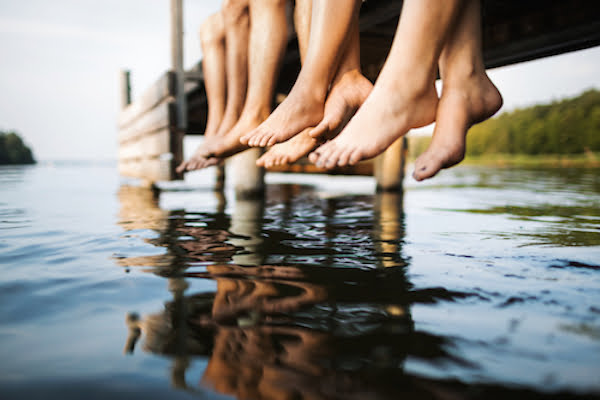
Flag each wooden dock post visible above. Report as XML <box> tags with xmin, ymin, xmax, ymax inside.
<box><xmin>230</xmin><ymin>149</ymin><xmax>265</xmax><ymax>198</ymax></box>
<box><xmin>170</xmin><ymin>0</ymin><xmax>185</xmax><ymax>179</ymax></box>
<box><xmin>171</xmin><ymin>0</ymin><xmax>186</xmax><ymax>132</ymax></box>
<box><xmin>120</xmin><ymin>70</ymin><xmax>131</xmax><ymax>109</ymax></box>
<box><xmin>374</xmin><ymin>136</ymin><xmax>407</xmax><ymax>192</ymax></box>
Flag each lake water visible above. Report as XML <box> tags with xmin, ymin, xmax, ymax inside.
<box><xmin>1</xmin><ymin>161</ymin><xmax>599</xmax><ymax>399</ymax></box>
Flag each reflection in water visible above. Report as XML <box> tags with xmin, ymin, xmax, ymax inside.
<box><xmin>115</xmin><ymin>181</ymin><xmax>598</xmax><ymax>399</ymax></box>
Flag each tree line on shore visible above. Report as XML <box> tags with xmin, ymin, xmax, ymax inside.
<box><xmin>0</xmin><ymin>131</ymin><xmax>36</xmax><ymax>165</ymax></box>
<box><xmin>410</xmin><ymin>88</ymin><xmax>600</xmax><ymax>158</ymax></box>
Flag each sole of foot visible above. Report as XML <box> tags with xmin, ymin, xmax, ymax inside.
<box><xmin>412</xmin><ymin>75</ymin><xmax>502</xmax><ymax>181</ymax></box>
<box><xmin>309</xmin><ymin>82</ymin><xmax>438</xmax><ymax>169</ymax></box>
<box><xmin>310</xmin><ymin>69</ymin><xmax>373</xmax><ymax>140</ymax></box>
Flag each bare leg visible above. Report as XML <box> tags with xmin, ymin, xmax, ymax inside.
<box><xmin>177</xmin><ymin>13</ymin><xmax>227</xmax><ymax>172</ymax></box>
<box><xmin>177</xmin><ymin>1</ymin><xmax>249</xmax><ymax>172</ymax></box>
<box><xmin>309</xmin><ymin>0</ymin><xmax>461</xmax><ymax>169</ymax></box>
<box><xmin>178</xmin><ymin>0</ymin><xmax>290</xmax><ymax>171</ymax></box>
<box><xmin>200</xmin><ymin>13</ymin><xmax>227</xmax><ymax>138</ymax></box>
<box><xmin>198</xmin><ymin>0</ymin><xmax>290</xmax><ymax>161</ymax></box>
<box><xmin>413</xmin><ymin>0</ymin><xmax>502</xmax><ymax>180</ymax></box>
<box><xmin>240</xmin><ymin>0</ymin><xmax>361</xmax><ymax>148</ymax></box>
<box><xmin>258</xmin><ymin>5</ymin><xmax>372</xmax><ymax>168</ymax></box>
<box><xmin>214</xmin><ymin>0</ymin><xmax>250</xmax><ymax>138</ymax></box>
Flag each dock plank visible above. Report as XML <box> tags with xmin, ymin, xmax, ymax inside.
<box><xmin>119</xmin><ymin>101</ymin><xmax>176</xmax><ymax>145</ymax></box>
<box><xmin>118</xmin><ymin>128</ymin><xmax>171</xmax><ymax>161</ymax></box>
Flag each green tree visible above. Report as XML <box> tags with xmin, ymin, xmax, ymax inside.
<box><xmin>0</xmin><ymin>131</ymin><xmax>36</xmax><ymax>164</ymax></box>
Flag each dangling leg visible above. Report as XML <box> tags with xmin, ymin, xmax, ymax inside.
<box><xmin>198</xmin><ymin>0</ymin><xmax>290</xmax><ymax>162</ymax></box>
<box><xmin>213</xmin><ymin>0</ymin><xmax>250</xmax><ymax>138</ymax></box>
<box><xmin>258</xmin><ymin>3</ymin><xmax>373</xmax><ymax>168</ymax></box>
<box><xmin>182</xmin><ymin>0</ymin><xmax>291</xmax><ymax>171</ymax></box>
<box><xmin>177</xmin><ymin>12</ymin><xmax>227</xmax><ymax>172</ymax></box>
<box><xmin>178</xmin><ymin>1</ymin><xmax>249</xmax><ymax>172</ymax></box>
<box><xmin>413</xmin><ymin>0</ymin><xmax>502</xmax><ymax>180</ymax></box>
<box><xmin>200</xmin><ymin>13</ymin><xmax>227</xmax><ymax>139</ymax></box>
<box><xmin>240</xmin><ymin>0</ymin><xmax>361</xmax><ymax>148</ymax></box>
<box><xmin>309</xmin><ymin>0</ymin><xmax>462</xmax><ymax>168</ymax></box>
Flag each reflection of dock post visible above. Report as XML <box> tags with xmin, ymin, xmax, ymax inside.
<box><xmin>374</xmin><ymin>191</ymin><xmax>405</xmax><ymax>269</ymax></box>
<box><xmin>168</xmin><ymin>277</ymin><xmax>190</xmax><ymax>389</ymax></box>
<box><xmin>374</xmin><ymin>137</ymin><xmax>407</xmax><ymax>192</ymax></box>
<box><xmin>230</xmin><ymin>196</ymin><xmax>265</xmax><ymax>266</ymax></box>
<box><xmin>230</xmin><ymin>148</ymin><xmax>265</xmax><ymax>199</ymax></box>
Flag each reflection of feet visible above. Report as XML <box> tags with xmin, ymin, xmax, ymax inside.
<box><xmin>240</xmin><ymin>84</ymin><xmax>325</xmax><ymax>148</ymax></box>
<box><xmin>309</xmin><ymin>81</ymin><xmax>438</xmax><ymax>169</ymax></box>
<box><xmin>413</xmin><ymin>74</ymin><xmax>502</xmax><ymax>181</ymax></box>
<box><xmin>256</xmin><ymin>128</ymin><xmax>319</xmax><ymax>168</ymax></box>
<box><xmin>310</xmin><ymin>69</ymin><xmax>373</xmax><ymax>140</ymax></box>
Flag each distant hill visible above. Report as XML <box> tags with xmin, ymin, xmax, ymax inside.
<box><xmin>0</xmin><ymin>131</ymin><xmax>36</xmax><ymax>165</ymax></box>
<box><xmin>410</xmin><ymin>89</ymin><xmax>600</xmax><ymax>158</ymax></box>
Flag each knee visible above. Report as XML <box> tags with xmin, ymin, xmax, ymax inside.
<box><xmin>199</xmin><ymin>12</ymin><xmax>225</xmax><ymax>45</ymax></box>
<box><xmin>221</xmin><ymin>0</ymin><xmax>249</xmax><ymax>25</ymax></box>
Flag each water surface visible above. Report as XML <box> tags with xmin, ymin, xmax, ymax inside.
<box><xmin>1</xmin><ymin>162</ymin><xmax>599</xmax><ymax>399</ymax></box>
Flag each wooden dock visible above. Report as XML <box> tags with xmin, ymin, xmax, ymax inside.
<box><xmin>118</xmin><ymin>0</ymin><xmax>600</xmax><ymax>193</ymax></box>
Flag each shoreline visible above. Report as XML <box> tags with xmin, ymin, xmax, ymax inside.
<box><xmin>409</xmin><ymin>153</ymin><xmax>600</xmax><ymax>168</ymax></box>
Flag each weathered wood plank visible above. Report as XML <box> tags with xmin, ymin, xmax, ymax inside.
<box><xmin>266</xmin><ymin>158</ymin><xmax>374</xmax><ymax>176</ymax></box>
<box><xmin>118</xmin><ymin>128</ymin><xmax>171</xmax><ymax>161</ymax></box>
<box><xmin>118</xmin><ymin>71</ymin><xmax>176</xmax><ymax>129</ymax></box>
<box><xmin>119</xmin><ymin>101</ymin><xmax>176</xmax><ymax>144</ymax></box>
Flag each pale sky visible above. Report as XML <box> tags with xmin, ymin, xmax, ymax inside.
<box><xmin>0</xmin><ymin>0</ymin><xmax>598</xmax><ymax>161</ymax></box>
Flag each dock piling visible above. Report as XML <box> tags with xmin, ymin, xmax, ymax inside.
<box><xmin>230</xmin><ymin>149</ymin><xmax>265</xmax><ymax>199</ymax></box>
<box><xmin>120</xmin><ymin>70</ymin><xmax>131</xmax><ymax>110</ymax></box>
<box><xmin>374</xmin><ymin>137</ymin><xmax>407</xmax><ymax>192</ymax></box>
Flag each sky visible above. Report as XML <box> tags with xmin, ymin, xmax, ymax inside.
<box><xmin>0</xmin><ymin>0</ymin><xmax>599</xmax><ymax>161</ymax></box>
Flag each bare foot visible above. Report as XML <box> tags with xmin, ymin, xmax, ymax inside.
<box><xmin>177</xmin><ymin>110</ymin><xmax>268</xmax><ymax>172</ymax></box>
<box><xmin>239</xmin><ymin>84</ymin><xmax>325</xmax><ymax>148</ymax></box>
<box><xmin>176</xmin><ymin>151</ymin><xmax>220</xmax><ymax>173</ymax></box>
<box><xmin>412</xmin><ymin>74</ymin><xmax>502</xmax><ymax>181</ymax></box>
<box><xmin>256</xmin><ymin>128</ymin><xmax>320</xmax><ymax>168</ymax></box>
<box><xmin>310</xmin><ymin>69</ymin><xmax>373</xmax><ymax>140</ymax></box>
<box><xmin>309</xmin><ymin>81</ymin><xmax>438</xmax><ymax>169</ymax></box>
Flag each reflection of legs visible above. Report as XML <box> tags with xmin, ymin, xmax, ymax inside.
<box><xmin>310</xmin><ymin>0</ymin><xmax>461</xmax><ymax>168</ymax></box>
<box><xmin>413</xmin><ymin>0</ymin><xmax>502</xmax><ymax>180</ymax></box>
<box><xmin>200</xmin><ymin>0</ymin><xmax>290</xmax><ymax>161</ymax></box>
<box><xmin>258</xmin><ymin>4</ymin><xmax>373</xmax><ymax>168</ymax></box>
<box><xmin>241</xmin><ymin>0</ymin><xmax>361</xmax><ymax>148</ymax></box>
<box><xmin>177</xmin><ymin>13</ymin><xmax>226</xmax><ymax>172</ymax></box>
